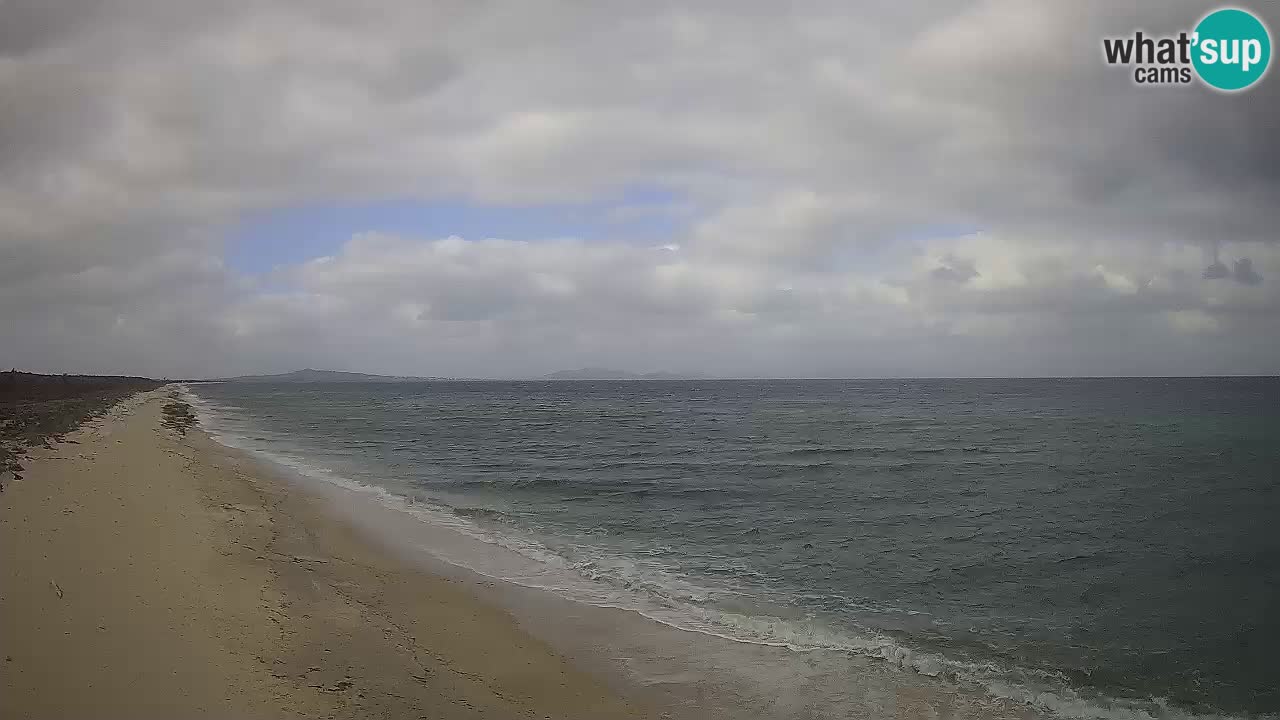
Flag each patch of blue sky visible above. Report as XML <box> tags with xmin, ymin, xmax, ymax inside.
<box><xmin>824</xmin><ymin>221</ymin><xmax>984</xmax><ymax>273</ymax></box>
<box><xmin>224</xmin><ymin>186</ymin><xmax>692</xmax><ymax>275</ymax></box>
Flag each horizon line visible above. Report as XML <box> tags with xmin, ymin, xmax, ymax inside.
<box><xmin>8</xmin><ymin>368</ymin><xmax>1279</xmax><ymax>382</ymax></box>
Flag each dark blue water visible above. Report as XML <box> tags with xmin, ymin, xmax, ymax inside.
<box><xmin>191</xmin><ymin>378</ymin><xmax>1280</xmax><ymax>717</ymax></box>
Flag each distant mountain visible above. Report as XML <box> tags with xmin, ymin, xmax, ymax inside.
<box><xmin>214</xmin><ymin>368</ymin><xmax>446</xmax><ymax>383</ymax></box>
<box><xmin>206</xmin><ymin>367</ymin><xmax>699</xmax><ymax>382</ymax></box>
<box><xmin>540</xmin><ymin>367</ymin><xmax>703</xmax><ymax>380</ymax></box>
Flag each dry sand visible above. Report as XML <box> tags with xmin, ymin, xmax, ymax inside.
<box><xmin>1</xmin><ymin>389</ymin><xmax>652</xmax><ymax>719</ymax></box>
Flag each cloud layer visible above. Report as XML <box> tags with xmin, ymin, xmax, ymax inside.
<box><xmin>2</xmin><ymin>0</ymin><xmax>1278</xmax><ymax>377</ymax></box>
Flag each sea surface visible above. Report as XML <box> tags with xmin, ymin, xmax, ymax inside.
<box><xmin>187</xmin><ymin>378</ymin><xmax>1280</xmax><ymax>719</ymax></box>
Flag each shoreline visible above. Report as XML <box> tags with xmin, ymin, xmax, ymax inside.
<box><xmin>188</xmin><ymin>386</ymin><xmax>1047</xmax><ymax>720</ymax></box>
<box><xmin>2</xmin><ymin>384</ymin><xmax>1056</xmax><ymax>720</ymax></box>
<box><xmin>259</xmin><ymin>443</ymin><xmax>1044</xmax><ymax>720</ymax></box>
<box><xmin>1</xmin><ymin>388</ymin><xmax>653</xmax><ymax>718</ymax></box>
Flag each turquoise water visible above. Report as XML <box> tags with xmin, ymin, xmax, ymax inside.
<box><xmin>191</xmin><ymin>378</ymin><xmax>1280</xmax><ymax>718</ymax></box>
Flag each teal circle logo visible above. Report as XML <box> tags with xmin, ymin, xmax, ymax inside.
<box><xmin>1192</xmin><ymin>8</ymin><xmax>1271</xmax><ymax>91</ymax></box>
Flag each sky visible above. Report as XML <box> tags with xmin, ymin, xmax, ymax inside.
<box><xmin>1</xmin><ymin>1</ymin><xmax>1278</xmax><ymax>379</ymax></box>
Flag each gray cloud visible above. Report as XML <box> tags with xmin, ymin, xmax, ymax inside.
<box><xmin>1204</xmin><ymin>261</ymin><xmax>1231</xmax><ymax>280</ymax></box>
<box><xmin>931</xmin><ymin>255</ymin><xmax>980</xmax><ymax>284</ymax></box>
<box><xmin>1</xmin><ymin>0</ymin><xmax>1278</xmax><ymax>377</ymax></box>
<box><xmin>1234</xmin><ymin>258</ymin><xmax>1263</xmax><ymax>286</ymax></box>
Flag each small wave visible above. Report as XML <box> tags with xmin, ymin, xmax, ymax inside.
<box><xmin>450</xmin><ymin>506</ymin><xmax>511</xmax><ymax>522</ymax></box>
<box><xmin>780</xmin><ymin>446</ymin><xmax>893</xmax><ymax>457</ymax></box>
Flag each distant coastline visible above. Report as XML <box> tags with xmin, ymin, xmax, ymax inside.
<box><xmin>198</xmin><ymin>367</ymin><xmax>705</xmax><ymax>383</ymax></box>
<box><xmin>539</xmin><ymin>367</ymin><xmax>705</xmax><ymax>380</ymax></box>
<box><xmin>204</xmin><ymin>368</ymin><xmax>453</xmax><ymax>383</ymax></box>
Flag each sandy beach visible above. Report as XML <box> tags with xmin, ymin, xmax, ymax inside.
<box><xmin>1</xmin><ymin>388</ymin><xmax>651</xmax><ymax>719</ymax></box>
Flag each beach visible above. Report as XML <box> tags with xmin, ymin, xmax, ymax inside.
<box><xmin>5</xmin><ymin>379</ymin><xmax>1271</xmax><ymax>720</ymax></box>
<box><xmin>0</xmin><ymin>388</ymin><xmax>650</xmax><ymax>719</ymax></box>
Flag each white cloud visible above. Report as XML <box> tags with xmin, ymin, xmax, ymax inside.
<box><xmin>1</xmin><ymin>0</ymin><xmax>1277</xmax><ymax>377</ymax></box>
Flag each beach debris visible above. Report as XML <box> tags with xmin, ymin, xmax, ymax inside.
<box><xmin>310</xmin><ymin>678</ymin><xmax>356</xmax><ymax>693</ymax></box>
<box><xmin>161</xmin><ymin>396</ymin><xmax>198</xmax><ymax>435</ymax></box>
<box><xmin>49</xmin><ymin>580</ymin><xmax>63</xmax><ymax>599</ymax></box>
<box><xmin>274</xmin><ymin>552</ymin><xmax>330</xmax><ymax>565</ymax></box>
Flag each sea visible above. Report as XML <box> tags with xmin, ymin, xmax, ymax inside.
<box><xmin>185</xmin><ymin>378</ymin><xmax>1279</xmax><ymax>719</ymax></box>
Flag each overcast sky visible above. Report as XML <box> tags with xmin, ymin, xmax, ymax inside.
<box><xmin>2</xmin><ymin>1</ymin><xmax>1277</xmax><ymax>378</ymax></box>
